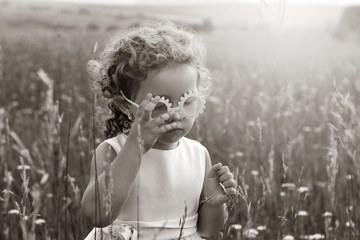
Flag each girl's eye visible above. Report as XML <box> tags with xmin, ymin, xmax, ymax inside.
<box><xmin>151</xmin><ymin>102</ymin><xmax>168</xmax><ymax>118</ymax></box>
<box><xmin>154</xmin><ymin>102</ymin><xmax>168</xmax><ymax>111</ymax></box>
<box><xmin>184</xmin><ymin>97</ymin><xmax>195</xmax><ymax>105</ymax></box>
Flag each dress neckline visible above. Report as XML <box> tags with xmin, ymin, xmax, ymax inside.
<box><xmin>119</xmin><ymin>133</ymin><xmax>182</xmax><ymax>152</ymax></box>
<box><xmin>150</xmin><ymin>138</ymin><xmax>181</xmax><ymax>152</ymax></box>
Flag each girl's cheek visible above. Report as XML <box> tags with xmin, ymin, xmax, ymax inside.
<box><xmin>185</xmin><ymin>117</ymin><xmax>196</xmax><ymax>127</ymax></box>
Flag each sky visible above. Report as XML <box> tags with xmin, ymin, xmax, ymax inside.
<box><xmin>36</xmin><ymin>0</ymin><xmax>360</xmax><ymax>6</ymax></box>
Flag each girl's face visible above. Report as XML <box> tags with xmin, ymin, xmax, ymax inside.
<box><xmin>132</xmin><ymin>63</ymin><xmax>198</xmax><ymax>150</ymax></box>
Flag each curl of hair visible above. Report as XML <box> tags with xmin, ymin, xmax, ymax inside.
<box><xmin>88</xmin><ymin>19</ymin><xmax>212</xmax><ymax>139</ymax></box>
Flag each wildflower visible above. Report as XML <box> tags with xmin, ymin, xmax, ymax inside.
<box><xmin>322</xmin><ymin>212</ymin><xmax>333</xmax><ymax>218</ymax></box>
<box><xmin>297</xmin><ymin>186</ymin><xmax>309</xmax><ymax>193</ymax></box>
<box><xmin>2</xmin><ymin>189</ymin><xmax>15</xmax><ymax>195</ymax></box>
<box><xmin>8</xmin><ymin>209</ymin><xmax>20</xmax><ymax>215</ymax></box>
<box><xmin>95</xmin><ymin>138</ymin><xmax>102</xmax><ymax>144</ymax></box>
<box><xmin>227</xmin><ymin>224</ymin><xmax>242</xmax><ymax>238</ymax></box>
<box><xmin>345</xmin><ymin>205</ymin><xmax>353</xmax><ymax>212</ymax></box>
<box><xmin>345</xmin><ymin>174</ymin><xmax>353</xmax><ymax>180</ymax></box>
<box><xmin>345</xmin><ymin>220</ymin><xmax>355</xmax><ymax>228</ymax></box>
<box><xmin>251</xmin><ymin>170</ymin><xmax>259</xmax><ymax>176</ymax></box>
<box><xmin>256</xmin><ymin>225</ymin><xmax>266</xmax><ymax>231</ymax></box>
<box><xmin>244</xmin><ymin>228</ymin><xmax>258</xmax><ymax>238</ymax></box>
<box><xmin>309</xmin><ymin>234</ymin><xmax>325</xmax><ymax>239</ymax></box>
<box><xmin>17</xmin><ymin>165</ymin><xmax>31</xmax><ymax>171</ymax></box>
<box><xmin>40</xmin><ymin>173</ymin><xmax>49</xmax><ymax>185</ymax></box>
<box><xmin>229</xmin><ymin>224</ymin><xmax>242</xmax><ymax>231</ymax></box>
<box><xmin>35</xmin><ymin>219</ymin><xmax>46</xmax><ymax>225</ymax></box>
<box><xmin>283</xmin><ymin>235</ymin><xmax>295</xmax><ymax>240</ymax></box>
<box><xmin>80</xmin><ymin>151</ymin><xmax>86</xmax><ymax>157</ymax></box>
<box><xmin>296</xmin><ymin>211</ymin><xmax>309</xmax><ymax>217</ymax></box>
<box><xmin>281</xmin><ymin>183</ymin><xmax>295</xmax><ymax>190</ymax></box>
<box><xmin>235</xmin><ymin>151</ymin><xmax>244</xmax><ymax>157</ymax></box>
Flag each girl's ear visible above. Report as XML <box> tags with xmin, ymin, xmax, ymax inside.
<box><xmin>120</xmin><ymin>103</ymin><xmax>135</xmax><ymax>121</ymax></box>
<box><xmin>115</xmin><ymin>98</ymin><xmax>135</xmax><ymax>121</ymax></box>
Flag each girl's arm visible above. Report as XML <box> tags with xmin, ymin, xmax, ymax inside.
<box><xmin>197</xmin><ymin>149</ymin><xmax>236</xmax><ymax>237</ymax></box>
<box><xmin>81</xmin><ymin>94</ymin><xmax>178</xmax><ymax>227</ymax></box>
<box><xmin>81</xmin><ymin>136</ymin><xmax>142</xmax><ymax>227</ymax></box>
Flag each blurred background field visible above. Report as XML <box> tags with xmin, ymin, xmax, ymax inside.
<box><xmin>1</xmin><ymin>0</ymin><xmax>360</xmax><ymax>239</ymax></box>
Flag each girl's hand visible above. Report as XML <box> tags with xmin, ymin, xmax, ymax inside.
<box><xmin>203</xmin><ymin>163</ymin><xmax>237</xmax><ymax>206</ymax></box>
<box><xmin>127</xmin><ymin>93</ymin><xmax>178</xmax><ymax>154</ymax></box>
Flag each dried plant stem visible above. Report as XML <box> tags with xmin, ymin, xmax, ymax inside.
<box><xmin>350</xmin><ymin>152</ymin><xmax>357</xmax><ymax>240</ymax></box>
<box><xmin>64</xmin><ymin>115</ymin><xmax>77</xmax><ymax>240</ymax></box>
<box><xmin>177</xmin><ymin>201</ymin><xmax>187</xmax><ymax>240</ymax></box>
<box><xmin>347</xmin><ymin>175</ymin><xmax>352</xmax><ymax>240</ymax></box>
<box><xmin>350</xmin><ymin>178</ymin><xmax>357</xmax><ymax>239</ymax></box>
<box><xmin>103</xmin><ymin>145</ymin><xmax>114</xmax><ymax>240</ymax></box>
<box><xmin>137</xmin><ymin>124</ymin><xmax>144</xmax><ymax>240</ymax></box>
<box><xmin>65</xmin><ymin>115</ymin><xmax>70</xmax><ymax>239</ymax></box>
<box><xmin>0</xmin><ymin>43</ymin><xmax>4</xmax><ymax>106</ymax></box>
<box><xmin>93</xmin><ymin>93</ymin><xmax>102</xmax><ymax>239</ymax></box>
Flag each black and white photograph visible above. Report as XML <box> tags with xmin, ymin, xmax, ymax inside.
<box><xmin>1</xmin><ymin>0</ymin><xmax>360</xmax><ymax>239</ymax></box>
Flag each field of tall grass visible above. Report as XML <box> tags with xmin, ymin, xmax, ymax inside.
<box><xmin>1</xmin><ymin>1</ymin><xmax>360</xmax><ymax>240</ymax></box>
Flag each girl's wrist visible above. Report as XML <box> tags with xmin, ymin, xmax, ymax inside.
<box><xmin>200</xmin><ymin>198</ymin><xmax>226</xmax><ymax>209</ymax></box>
<box><xmin>124</xmin><ymin>133</ymin><xmax>146</xmax><ymax>157</ymax></box>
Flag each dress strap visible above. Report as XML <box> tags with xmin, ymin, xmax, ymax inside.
<box><xmin>104</xmin><ymin>134</ymin><xmax>126</xmax><ymax>154</ymax></box>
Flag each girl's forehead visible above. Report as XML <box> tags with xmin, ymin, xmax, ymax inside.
<box><xmin>136</xmin><ymin>63</ymin><xmax>198</xmax><ymax>100</ymax></box>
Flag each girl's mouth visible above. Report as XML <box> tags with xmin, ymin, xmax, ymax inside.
<box><xmin>165</xmin><ymin>128</ymin><xmax>183</xmax><ymax>134</ymax></box>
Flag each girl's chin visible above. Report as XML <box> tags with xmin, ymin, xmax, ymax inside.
<box><xmin>154</xmin><ymin>129</ymin><xmax>184</xmax><ymax>149</ymax></box>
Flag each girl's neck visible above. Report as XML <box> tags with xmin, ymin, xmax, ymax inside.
<box><xmin>152</xmin><ymin>140</ymin><xmax>179</xmax><ymax>150</ymax></box>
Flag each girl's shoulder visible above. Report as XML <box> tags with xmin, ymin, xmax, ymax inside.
<box><xmin>103</xmin><ymin>133</ymin><xmax>127</xmax><ymax>154</ymax></box>
<box><xmin>101</xmin><ymin>134</ymin><xmax>208</xmax><ymax>156</ymax></box>
<box><xmin>181</xmin><ymin>136</ymin><xmax>208</xmax><ymax>153</ymax></box>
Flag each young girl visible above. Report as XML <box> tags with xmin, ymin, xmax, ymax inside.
<box><xmin>81</xmin><ymin>20</ymin><xmax>237</xmax><ymax>240</ymax></box>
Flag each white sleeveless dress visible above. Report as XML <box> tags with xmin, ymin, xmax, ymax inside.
<box><xmin>84</xmin><ymin>134</ymin><xmax>206</xmax><ymax>240</ymax></box>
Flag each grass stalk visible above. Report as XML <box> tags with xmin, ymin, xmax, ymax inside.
<box><xmin>93</xmin><ymin>92</ymin><xmax>102</xmax><ymax>239</ymax></box>
<box><xmin>347</xmin><ymin>173</ymin><xmax>352</xmax><ymax>240</ymax></box>
<box><xmin>136</xmin><ymin>123</ymin><xmax>144</xmax><ymax>240</ymax></box>
<box><xmin>177</xmin><ymin>201</ymin><xmax>187</xmax><ymax>240</ymax></box>
<box><xmin>65</xmin><ymin>115</ymin><xmax>70</xmax><ymax>239</ymax></box>
<box><xmin>64</xmin><ymin>114</ymin><xmax>77</xmax><ymax>240</ymax></box>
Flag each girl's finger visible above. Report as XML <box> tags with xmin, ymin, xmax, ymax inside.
<box><xmin>225</xmin><ymin>187</ymin><xmax>237</xmax><ymax>196</ymax></box>
<box><xmin>141</xmin><ymin>96</ymin><xmax>161</xmax><ymax>122</ymax></box>
<box><xmin>136</xmin><ymin>93</ymin><xmax>153</xmax><ymax>118</ymax></box>
<box><xmin>217</xmin><ymin>166</ymin><xmax>230</xmax><ymax>177</ymax></box>
<box><xmin>156</xmin><ymin>121</ymin><xmax>178</xmax><ymax>135</ymax></box>
<box><xmin>150</xmin><ymin>111</ymin><xmax>173</xmax><ymax>127</ymax></box>
<box><xmin>221</xmin><ymin>178</ymin><xmax>236</xmax><ymax>188</ymax></box>
<box><xmin>219</xmin><ymin>171</ymin><xmax>234</xmax><ymax>183</ymax></box>
<box><xmin>207</xmin><ymin>163</ymin><xmax>222</xmax><ymax>178</ymax></box>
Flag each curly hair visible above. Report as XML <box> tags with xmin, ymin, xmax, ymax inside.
<box><xmin>88</xmin><ymin>19</ymin><xmax>211</xmax><ymax>139</ymax></box>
